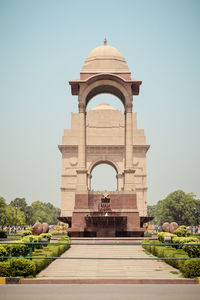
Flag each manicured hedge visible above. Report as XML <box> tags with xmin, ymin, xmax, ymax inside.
<box><xmin>142</xmin><ymin>238</ymin><xmax>200</xmax><ymax>277</ymax></box>
<box><xmin>0</xmin><ymin>258</ymin><xmax>36</xmax><ymax>277</ymax></box>
<box><xmin>0</xmin><ymin>246</ymin><xmax>7</xmax><ymax>261</ymax></box>
<box><xmin>183</xmin><ymin>259</ymin><xmax>200</xmax><ymax>277</ymax></box>
<box><xmin>172</xmin><ymin>236</ymin><xmax>199</xmax><ymax>249</ymax></box>
<box><xmin>174</xmin><ymin>225</ymin><xmax>188</xmax><ymax>237</ymax></box>
<box><xmin>31</xmin><ymin>236</ymin><xmax>70</xmax><ymax>274</ymax></box>
<box><xmin>5</xmin><ymin>241</ymin><xmax>29</xmax><ymax>257</ymax></box>
<box><xmin>157</xmin><ymin>232</ymin><xmax>176</xmax><ymax>243</ymax></box>
<box><xmin>0</xmin><ymin>234</ymin><xmax>71</xmax><ymax>277</ymax></box>
<box><xmin>21</xmin><ymin>228</ymin><xmax>32</xmax><ymax>238</ymax></box>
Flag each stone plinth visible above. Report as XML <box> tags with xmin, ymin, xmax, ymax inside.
<box><xmin>67</xmin><ymin>191</ymin><xmax>145</xmax><ymax>237</ymax></box>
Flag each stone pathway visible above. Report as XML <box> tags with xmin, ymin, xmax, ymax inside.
<box><xmin>37</xmin><ymin>239</ymin><xmax>183</xmax><ymax>280</ymax></box>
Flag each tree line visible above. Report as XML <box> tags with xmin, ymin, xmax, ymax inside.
<box><xmin>0</xmin><ymin>197</ymin><xmax>60</xmax><ymax>226</ymax></box>
<box><xmin>148</xmin><ymin>190</ymin><xmax>200</xmax><ymax>226</ymax></box>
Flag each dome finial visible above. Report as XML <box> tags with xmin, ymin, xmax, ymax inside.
<box><xmin>104</xmin><ymin>37</ymin><xmax>107</xmax><ymax>45</ymax></box>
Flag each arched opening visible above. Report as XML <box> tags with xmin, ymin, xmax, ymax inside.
<box><xmin>86</xmin><ymin>85</ymin><xmax>125</xmax><ymax>108</ymax></box>
<box><xmin>81</xmin><ymin>75</ymin><xmax>130</xmax><ymax>111</ymax></box>
<box><xmin>87</xmin><ymin>94</ymin><xmax>124</xmax><ymax>112</ymax></box>
<box><xmin>90</xmin><ymin>163</ymin><xmax>118</xmax><ymax>191</ymax></box>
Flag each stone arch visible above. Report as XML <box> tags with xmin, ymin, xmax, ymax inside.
<box><xmin>80</xmin><ymin>74</ymin><xmax>132</xmax><ymax>110</ymax></box>
<box><xmin>88</xmin><ymin>159</ymin><xmax>122</xmax><ymax>191</ymax></box>
<box><xmin>88</xmin><ymin>158</ymin><xmax>120</xmax><ymax>175</ymax></box>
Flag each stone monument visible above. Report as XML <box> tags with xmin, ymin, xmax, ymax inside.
<box><xmin>58</xmin><ymin>39</ymin><xmax>152</xmax><ymax>236</ymax></box>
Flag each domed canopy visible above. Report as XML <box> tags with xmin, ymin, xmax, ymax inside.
<box><xmin>91</xmin><ymin>104</ymin><xmax>117</xmax><ymax>110</ymax></box>
<box><xmin>81</xmin><ymin>40</ymin><xmax>130</xmax><ymax>74</ymax></box>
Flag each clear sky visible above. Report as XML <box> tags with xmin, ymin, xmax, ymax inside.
<box><xmin>0</xmin><ymin>0</ymin><xmax>200</xmax><ymax>208</ymax></box>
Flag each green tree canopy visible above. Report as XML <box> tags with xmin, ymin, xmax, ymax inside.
<box><xmin>0</xmin><ymin>197</ymin><xmax>7</xmax><ymax>226</ymax></box>
<box><xmin>154</xmin><ymin>190</ymin><xmax>200</xmax><ymax>225</ymax></box>
<box><xmin>5</xmin><ymin>205</ymin><xmax>26</xmax><ymax>226</ymax></box>
<box><xmin>0</xmin><ymin>196</ymin><xmax>60</xmax><ymax>226</ymax></box>
<box><xmin>30</xmin><ymin>200</ymin><xmax>60</xmax><ymax>225</ymax></box>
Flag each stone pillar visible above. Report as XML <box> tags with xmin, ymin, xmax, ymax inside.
<box><xmin>116</xmin><ymin>173</ymin><xmax>123</xmax><ymax>191</ymax></box>
<box><xmin>125</xmin><ymin>105</ymin><xmax>133</xmax><ymax>169</ymax></box>
<box><xmin>88</xmin><ymin>174</ymin><xmax>92</xmax><ymax>190</ymax></box>
<box><xmin>124</xmin><ymin>103</ymin><xmax>135</xmax><ymax>191</ymax></box>
<box><xmin>76</xmin><ymin>102</ymin><xmax>88</xmax><ymax>191</ymax></box>
<box><xmin>78</xmin><ymin>103</ymin><xmax>86</xmax><ymax>169</ymax></box>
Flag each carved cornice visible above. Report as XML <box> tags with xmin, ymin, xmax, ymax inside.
<box><xmin>58</xmin><ymin>145</ymin><xmax>150</xmax><ymax>153</ymax></box>
<box><xmin>62</xmin><ymin>175</ymin><xmax>77</xmax><ymax>178</ymax></box>
<box><xmin>136</xmin><ymin>187</ymin><xmax>148</xmax><ymax>191</ymax></box>
<box><xmin>60</xmin><ymin>187</ymin><xmax>76</xmax><ymax>192</ymax></box>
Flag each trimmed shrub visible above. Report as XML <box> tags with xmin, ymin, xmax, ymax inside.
<box><xmin>172</xmin><ymin>236</ymin><xmax>199</xmax><ymax>249</ymax></box>
<box><xmin>32</xmin><ymin>235</ymin><xmax>71</xmax><ymax>275</ymax></box>
<box><xmin>142</xmin><ymin>239</ymin><xmax>189</xmax><ymax>271</ymax></box>
<box><xmin>150</xmin><ymin>241</ymin><xmax>160</xmax><ymax>256</ymax></box>
<box><xmin>182</xmin><ymin>242</ymin><xmax>200</xmax><ymax>258</ymax></box>
<box><xmin>175</xmin><ymin>253</ymin><xmax>189</xmax><ymax>273</ymax></box>
<box><xmin>0</xmin><ymin>230</ymin><xmax>7</xmax><ymax>238</ymax></box>
<box><xmin>0</xmin><ymin>258</ymin><xmax>36</xmax><ymax>277</ymax></box>
<box><xmin>142</xmin><ymin>239</ymin><xmax>151</xmax><ymax>252</ymax></box>
<box><xmin>0</xmin><ymin>261</ymin><xmax>11</xmax><ymax>276</ymax></box>
<box><xmin>9</xmin><ymin>258</ymin><xmax>36</xmax><ymax>277</ymax></box>
<box><xmin>182</xmin><ymin>259</ymin><xmax>200</xmax><ymax>277</ymax></box>
<box><xmin>154</xmin><ymin>245</ymin><xmax>165</xmax><ymax>257</ymax></box>
<box><xmin>174</xmin><ymin>225</ymin><xmax>188</xmax><ymax>237</ymax></box>
<box><xmin>21</xmin><ymin>235</ymin><xmax>41</xmax><ymax>243</ymax></box>
<box><xmin>5</xmin><ymin>241</ymin><xmax>29</xmax><ymax>257</ymax></box>
<box><xmin>157</xmin><ymin>232</ymin><xmax>175</xmax><ymax>243</ymax></box>
<box><xmin>39</xmin><ymin>233</ymin><xmax>52</xmax><ymax>241</ymax></box>
<box><xmin>0</xmin><ymin>246</ymin><xmax>7</xmax><ymax>261</ymax></box>
<box><xmin>0</xmin><ymin>234</ymin><xmax>71</xmax><ymax>277</ymax></box>
<box><xmin>163</xmin><ymin>247</ymin><xmax>180</xmax><ymax>268</ymax></box>
<box><xmin>21</xmin><ymin>228</ymin><xmax>32</xmax><ymax>238</ymax></box>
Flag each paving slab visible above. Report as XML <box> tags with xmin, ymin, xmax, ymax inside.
<box><xmin>36</xmin><ymin>239</ymin><xmax>189</xmax><ymax>281</ymax></box>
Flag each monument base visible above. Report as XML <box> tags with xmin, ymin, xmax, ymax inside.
<box><xmin>60</xmin><ymin>191</ymin><xmax>147</xmax><ymax>237</ymax></box>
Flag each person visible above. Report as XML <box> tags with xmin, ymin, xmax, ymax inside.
<box><xmin>155</xmin><ymin>225</ymin><xmax>158</xmax><ymax>233</ymax></box>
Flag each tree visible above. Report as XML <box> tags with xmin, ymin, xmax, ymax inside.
<box><xmin>30</xmin><ymin>201</ymin><xmax>60</xmax><ymax>225</ymax></box>
<box><xmin>5</xmin><ymin>205</ymin><xmax>26</xmax><ymax>226</ymax></box>
<box><xmin>10</xmin><ymin>198</ymin><xmax>27</xmax><ymax>211</ymax></box>
<box><xmin>10</xmin><ymin>198</ymin><xmax>31</xmax><ymax>225</ymax></box>
<box><xmin>147</xmin><ymin>205</ymin><xmax>157</xmax><ymax>224</ymax></box>
<box><xmin>0</xmin><ymin>197</ymin><xmax>7</xmax><ymax>227</ymax></box>
<box><xmin>155</xmin><ymin>190</ymin><xmax>200</xmax><ymax>225</ymax></box>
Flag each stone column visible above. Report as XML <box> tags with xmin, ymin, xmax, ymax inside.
<box><xmin>88</xmin><ymin>174</ymin><xmax>92</xmax><ymax>190</ymax></box>
<box><xmin>124</xmin><ymin>103</ymin><xmax>135</xmax><ymax>191</ymax></box>
<box><xmin>116</xmin><ymin>173</ymin><xmax>123</xmax><ymax>191</ymax></box>
<box><xmin>125</xmin><ymin>104</ymin><xmax>133</xmax><ymax>169</ymax></box>
<box><xmin>76</xmin><ymin>102</ymin><xmax>88</xmax><ymax>191</ymax></box>
<box><xmin>78</xmin><ymin>103</ymin><xmax>86</xmax><ymax>169</ymax></box>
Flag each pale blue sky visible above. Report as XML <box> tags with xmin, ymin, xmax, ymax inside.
<box><xmin>0</xmin><ymin>0</ymin><xmax>200</xmax><ymax>207</ymax></box>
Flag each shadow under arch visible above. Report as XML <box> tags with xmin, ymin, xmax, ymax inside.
<box><xmin>80</xmin><ymin>74</ymin><xmax>132</xmax><ymax>110</ymax></box>
<box><xmin>86</xmin><ymin>85</ymin><xmax>125</xmax><ymax>107</ymax></box>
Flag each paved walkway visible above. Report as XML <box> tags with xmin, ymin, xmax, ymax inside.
<box><xmin>37</xmin><ymin>239</ymin><xmax>184</xmax><ymax>280</ymax></box>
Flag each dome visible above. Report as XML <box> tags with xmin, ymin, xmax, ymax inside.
<box><xmin>91</xmin><ymin>104</ymin><xmax>117</xmax><ymax>110</ymax></box>
<box><xmin>81</xmin><ymin>39</ymin><xmax>130</xmax><ymax>74</ymax></box>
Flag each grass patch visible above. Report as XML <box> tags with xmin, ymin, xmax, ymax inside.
<box><xmin>170</xmin><ymin>271</ymin><xmax>179</xmax><ymax>275</ymax></box>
